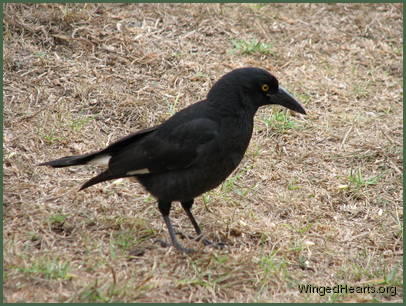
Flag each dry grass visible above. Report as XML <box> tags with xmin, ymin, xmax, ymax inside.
<box><xmin>3</xmin><ymin>3</ymin><xmax>403</xmax><ymax>303</ymax></box>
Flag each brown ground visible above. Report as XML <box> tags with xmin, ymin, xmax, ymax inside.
<box><xmin>3</xmin><ymin>3</ymin><xmax>403</xmax><ymax>302</ymax></box>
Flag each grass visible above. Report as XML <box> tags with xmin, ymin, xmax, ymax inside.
<box><xmin>229</xmin><ymin>39</ymin><xmax>274</xmax><ymax>55</ymax></box>
<box><xmin>3</xmin><ymin>2</ymin><xmax>403</xmax><ymax>303</ymax></box>
<box><xmin>164</xmin><ymin>93</ymin><xmax>181</xmax><ymax>116</ymax></box>
<box><xmin>10</xmin><ymin>258</ymin><xmax>72</xmax><ymax>281</ymax></box>
<box><xmin>347</xmin><ymin>168</ymin><xmax>380</xmax><ymax>190</ymax></box>
<box><xmin>48</xmin><ymin>214</ymin><xmax>69</xmax><ymax>224</ymax></box>
<box><xmin>70</xmin><ymin>116</ymin><xmax>95</xmax><ymax>132</ymax></box>
<box><xmin>260</xmin><ymin>110</ymin><xmax>301</xmax><ymax>134</ymax></box>
<box><xmin>38</xmin><ymin>130</ymin><xmax>65</xmax><ymax>144</ymax></box>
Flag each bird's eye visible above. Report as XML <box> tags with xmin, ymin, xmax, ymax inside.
<box><xmin>261</xmin><ymin>84</ymin><xmax>270</xmax><ymax>92</ymax></box>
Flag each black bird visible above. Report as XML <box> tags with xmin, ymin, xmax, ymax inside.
<box><xmin>39</xmin><ymin>67</ymin><xmax>306</xmax><ymax>253</ymax></box>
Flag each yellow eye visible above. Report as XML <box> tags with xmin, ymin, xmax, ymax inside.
<box><xmin>261</xmin><ymin>84</ymin><xmax>270</xmax><ymax>92</ymax></box>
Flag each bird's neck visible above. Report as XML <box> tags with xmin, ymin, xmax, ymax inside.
<box><xmin>207</xmin><ymin>91</ymin><xmax>259</xmax><ymax>119</ymax></box>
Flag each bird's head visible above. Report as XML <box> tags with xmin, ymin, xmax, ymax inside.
<box><xmin>207</xmin><ymin>67</ymin><xmax>306</xmax><ymax>115</ymax></box>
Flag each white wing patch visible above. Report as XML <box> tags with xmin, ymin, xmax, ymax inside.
<box><xmin>126</xmin><ymin>168</ymin><xmax>150</xmax><ymax>175</ymax></box>
<box><xmin>90</xmin><ymin>154</ymin><xmax>111</xmax><ymax>166</ymax></box>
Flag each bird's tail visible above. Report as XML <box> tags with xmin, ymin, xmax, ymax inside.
<box><xmin>39</xmin><ymin>152</ymin><xmax>121</xmax><ymax>190</ymax></box>
<box><xmin>79</xmin><ymin>170</ymin><xmax>122</xmax><ymax>190</ymax></box>
<box><xmin>38</xmin><ymin>152</ymin><xmax>111</xmax><ymax>168</ymax></box>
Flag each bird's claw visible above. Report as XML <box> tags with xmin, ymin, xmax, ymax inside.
<box><xmin>174</xmin><ymin>231</ymin><xmax>227</xmax><ymax>249</ymax></box>
<box><xmin>154</xmin><ymin>239</ymin><xmax>195</xmax><ymax>254</ymax></box>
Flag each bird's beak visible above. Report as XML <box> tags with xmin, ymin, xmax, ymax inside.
<box><xmin>268</xmin><ymin>86</ymin><xmax>306</xmax><ymax>115</ymax></box>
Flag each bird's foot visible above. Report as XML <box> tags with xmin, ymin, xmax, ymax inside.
<box><xmin>154</xmin><ymin>239</ymin><xmax>195</xmax><ymax>254</ymax></box>
<box><xmin>154</xmin><ymin>238</ymin><xmax>170</xmax><ymax>248</ymax></box>
<box><xmin>175</xmin><ymin>231</ymin><xmax>227</xmax><ymax>249</ymax></box>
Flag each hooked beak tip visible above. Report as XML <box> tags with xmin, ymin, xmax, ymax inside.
<box><xmin>271</xmin><ymin>86</ymin><xmax>307</xmax><ymax>115</ymax></box>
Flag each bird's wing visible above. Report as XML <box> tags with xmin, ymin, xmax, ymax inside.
<box><xmin>79</xmin><ymin>118</ymin><xmax>221</xmax><ymax>190</ymax></box>
<box><xmin>100</xmin><ymin>125</ymin><xmax>159</xmax><ymax>155</ymax></box>
<box><xmin>109</xmin><ymin>118</ymin><xmax>220</xmax><ymax>176</ymax></box>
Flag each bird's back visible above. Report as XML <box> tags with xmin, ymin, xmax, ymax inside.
<box><xmin>135</xmin><ymin>99</ymin><xmax>256</xmax><ymax>202</ymax></box>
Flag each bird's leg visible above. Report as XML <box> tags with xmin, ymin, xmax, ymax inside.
<box><xmin>181</xmin><ymin>200</ymin><xmax>202</xmax><ymax>236</ymax></box>
<box><xmin>181</xmin><ymin>200</ymin><xmax>223</xmax><ymax>247</ymax></box>
<box><xmin>157</xmin><ymin>200</ymin><xmax>195</xmax><ymax>254</ymax></box>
